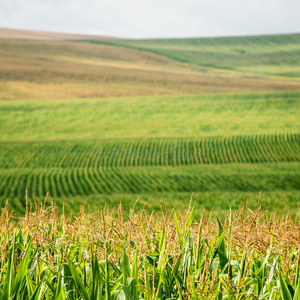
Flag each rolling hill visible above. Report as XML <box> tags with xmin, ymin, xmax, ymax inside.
<box><xmin>0</xmin><ymin>29</ymin><xmax>299</xmax><ymax>215</ymax></box>
<box><xmin>91</xmin><ymin>33</ymin><xmax>300</xmax><ymax>77</ymax></box>
<box><xmin>0</xmin><ymin>32</ymin><xmax>300</xmax><ymax>100</ymax></box>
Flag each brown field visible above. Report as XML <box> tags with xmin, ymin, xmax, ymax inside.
<box><xmin>0</xmin><ymin>38</ymin><xmax>299</xmax><ymax>100</ymax></box>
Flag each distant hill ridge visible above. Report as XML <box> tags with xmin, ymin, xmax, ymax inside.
<box><xmin>0</xmin><ymin>29</ymin><xmax>299</xmax><ymax>100</ymax></box>
<box><xmin>0</xmin><ymin>28</ymin><xmax>116</xmax><ymax>40</ymax></box>
<box><xmin>90</xmin><ymin>33</ymin><xmax>300</xmax><ymax>77</ymax></box>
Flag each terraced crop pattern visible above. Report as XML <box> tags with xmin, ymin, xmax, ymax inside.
<box><xmin>0</xmin><ymin>32</ymin><xmax>300</xmax><ymax>216</ymax></box>
<box><xmin>0</xmin><ymin>133</ymin><xmax>299</xmax><ymax>169</ymax></box>
<box><xmin>0</xmin><ymin>91</ymin><xmax>299</xmax><ymax>215</ymax></box>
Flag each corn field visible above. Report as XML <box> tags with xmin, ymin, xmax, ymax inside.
<box><xmin>0</xmin><ymin>133</ymin><xmax>299</xmax><ymax>210</ymax></box>
<box><xmin>1</xmin><ymin>197</ymin><xmax>300</xmax><ymax>299</ymax></box>
<box><xmin>1</xmin><ymin>92</ymin><xmax>299</xmax><ymax>216</ymax></box>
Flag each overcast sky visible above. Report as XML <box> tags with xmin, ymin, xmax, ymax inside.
<box><xmin>0</xmin><ymin>0</ymin><xmax>299</xmax><ymax>39</ymax></box>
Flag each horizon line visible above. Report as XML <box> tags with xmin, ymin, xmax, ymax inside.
<box><xmin>1</xmin><ymin>26</ymin><xmax>300</xmax><ymax>40</ymax></box>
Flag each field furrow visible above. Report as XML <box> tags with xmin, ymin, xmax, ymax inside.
<box><xmin>0</xmin><ymin>163</ymin><xmax>299</xmax><ymax>205</ymax></box>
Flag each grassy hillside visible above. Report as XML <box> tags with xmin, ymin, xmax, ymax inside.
<box><xmin>0</xmin><ymin>39</ymin><xmax>299</xmax><ymax>100</ymax></box>
<box><xmin>92</xmin><ymin>33</ymin><xmax>300</xmax><ymax>77</ymax></box>
<box><xmin>0</xmin><ymin>92</ymin><xmax>299</xmax><ymax>140</ymax></box>
<box><xmin>0</xmin><ymin>92</ymin><xmax>299</xmax><ymax>214</ymax></box>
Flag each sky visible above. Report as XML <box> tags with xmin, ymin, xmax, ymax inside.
<box><xmin>0</xmin><ymin>0</ymin><xmax>299</xmax><ymax>39</ymax></box>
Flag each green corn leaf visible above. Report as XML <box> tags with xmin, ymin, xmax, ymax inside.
<box><xmin>268</xmin><ymin>255</ymin><xmax>279</xmax><ymax>284</ymax></box>
<box><xmin>293</xmin><ymin>278</ymin><xmax>300</xmax><ymax>300</ymax></box>
<box><xmin>127</xmin><ymin>277</ymin><xmax>138</xmax><ymax>300</ymax></box>
<box><xmin>174</xmin><ymin>212</ymin><xmax>182</xmax><ymax>250</ymax></box>
<box><xmin>105</xmin><ymin>248</ymin><xmax>111</xmax><ymax>300</ymax></box>
<box><xmin>186</xmin><ymin>204</ymin><xmax>195</xmax><ymax>228</ymax></box>
<box><xmin>157</xmin><ymin>228</ymin><xmax>166</xmax><ymax>271</ymax></box>
<box><xmin>122</xmin><ymin>248</ymin><xmax>130</xmax><ymax>284</ymax></box>
<box><xmin>114</xmin><ymin>289</ymin><xmax>126</xmax><ymax>300</ymax></box>
<box><xmin>117</xmin><ymin>283</ymin><xmax>134</xmax><ymax>300</ymax></box>
<box><xmin>66</xmin><ymin>256</ymin><xmax>89</xmax><ymax>300</ymax></box>
<box><xmin>1</xmin><ymin>237</ymin><xmax>16</xmax><ymax>300</ymax></box>
<box><xmin>90</xmin><ymin>254</ymin><xmax>103</xmax><ymax>300</ymax></box>
<box><xmin>215</xmin><ymin>215</ymin><xmax>226</xmax><ymax>254</ymax></box>
<box><xmin>12</xmin><ymin>237</ymin><xmax>32</xmax><ymax>297</ymax></box>
<box><xmin>182</xmin><ymin>236</ymin><xmax>193</xmax><ymax>287</ymax></box>
<box><xmin>55</xmin><ymin>273</ymin><xmax>65</xmax><ymax>300</ymax></box>
<box><xmin>215</xmin><ymin>225</ymin><xmax>231</xmax><ymax>252</ymax></box>
<box><xmin>279</xmin><ymin>271</ymin><xmax>293</xmax><ymax>300</ymax></box>
<box><xmin>130</xmin><ymin>250</ymin><xmax>138</xmax><ymax>282</ymax></box>
<box><xmin>45</xmin><ymin>279</ymin><xmax>55</xmax><ymax>295</ymax></box>
<box><xmin>26</xmin><ymin>273</ymin><xmax>35</xmax><ymax>298</ymax></box>
<box><xmin>217</xmin><ymin>250</ymin><xmax>229</xmax><ymax>273</ymax></box>
<box><xmin>28</xmin><ymin>282</ymin><xmax>42</xmax><ymax>300</ymax></box>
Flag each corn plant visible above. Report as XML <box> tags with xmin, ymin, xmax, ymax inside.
<box><xmin>0</xmin><ymin>199</ymin><xmax>300</xmax><ymax>299</ymax></box>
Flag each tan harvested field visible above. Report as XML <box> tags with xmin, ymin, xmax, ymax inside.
<box><xmin>0</xmin><ymin>27</ymin><xmax>114</xmax><ymax>40</ymax></box>
<box><xmin>0</xmin><ymin>39</ymin><xmax>300</xmax><ymax>100</ymax></box>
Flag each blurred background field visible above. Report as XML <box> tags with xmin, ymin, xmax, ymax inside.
<box><xmin>0</xmin><ymin>30</ymin><xmax>299</xmax><ymax>216</ymax></box>
<box><xmin>94</xmin><ymin>33</ymin><xmax>300</xmax><ymax>77</ymax></box>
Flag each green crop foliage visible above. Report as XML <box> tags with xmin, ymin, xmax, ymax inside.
<box><xmin>1</xmin><ymin>201</ymin><xmax>300</xmax><ymax>299</ymax></box>
<box><xmin>0</xmin><ymin>133</ymin><xmax>299</xmax><ymax>214</ymax></box>
<box><xmin>0</xmin><ymin>92</ymin><xmax>299</xmax><ymax>141</ymax></box>
<box><xmin>0</xmin><ymin>92</ymin><xmax>299</xmax><ymax>215</ymax></box>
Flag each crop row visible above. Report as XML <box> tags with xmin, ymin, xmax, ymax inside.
<box><xmin>0</xmin><ymin>133</ymin><xmax>299</xmax><ymax>169</ymax></box>
<box><xmin>0</xmin><ymin>163</ymin><xmax>299</xmax><ymax>210</ymax></box>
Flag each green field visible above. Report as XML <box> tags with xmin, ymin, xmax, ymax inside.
<box><xmin>1</xmin><ymin>92</ymin><xmax>299</xmax><ymax>140</ymax></box>
<box><xmin>0</xmin><ymin>91</ymin><xmax>299</xmax><ymax>215</ymax></box>
<box><xmin>92</xmin><ymin>33</ymin><xmax>300</xmax><ymax>77</ymax></box>
<box><xmin>0</xmin><ymin>32</ymin><xmax>300</xmax><ymax>216</ymax></box>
